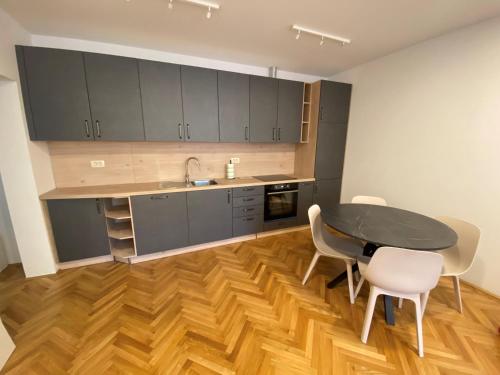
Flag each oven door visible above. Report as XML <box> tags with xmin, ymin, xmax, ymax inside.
<box><xmin>264</xmin><ymin>190</ymin><xmax>299</xmax><ymax>221</ymax></box>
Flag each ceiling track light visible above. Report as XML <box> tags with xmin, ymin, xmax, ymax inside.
<box><xmin>168</xmin><ymin>0</ymin><xmax>220</xmax><ymax>17</ymax></box>
<box><xmin>168</xmin><ymin>0</ymin><xmax>173</xmax><ymax>9</ymax></box>
<box><xmin>291</xmin><ymin>25</ymin><xmax>351</xmax><ymax>46</ymax></box>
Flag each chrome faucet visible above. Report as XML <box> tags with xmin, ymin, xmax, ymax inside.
<box><xmin>185</xmin><ymin>157</ymin><xmax>200</xmax><ymax>186</ymax></box>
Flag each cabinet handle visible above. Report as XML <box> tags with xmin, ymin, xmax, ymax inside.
<box><xmin>178</xmin><ymin>123</ymin><xmax>183</xmax><ymax>139</ymax></box>
<box><xmin>243</xmin><ymin>197</ymin><xmax>255</xmax><ymax>202</ymax></box>
<box><xmin>243</xmin><ymin>208</ymin><xmax>254</xmax><ymax>212</ymax></box>
<box><xmin>227</xmin><ymin>190</ymin><xmax>231</xmax><ymax>204</ymax></box>
<box><xmin>277</xmin><ymin>128</ymin><xmax>281</xmax><ymax>141</ymax></box>
<box><xmin>186</xmin><ymin>124</ymin><xmax>191</xmax><ymax>140</ymax></box>
<box><xmin>95</xmin><ymin>199</ymin><xmax>101</xmax><ymax>214</ymax></box>
<box><xmin>246</xmin><ymin>217</ymin><xmax>255</xmax><ymax>222</ymax></box>
<box><xmin>272</xmin><ymin>128</ymin><xmax>276</xmax><ymax>141</ymax></box>
<box><xmin>244</xmin><ymin>126</ymin><xmax>249</xmax><ymax>141</ymax></box>
<box><xmin>151</xmin><ymin>195</ymin><xmax>168</xmax><ymax>200</ymax></box>
<box><xmin>243</xmin><ymin>187</ymin><xmax>254</xmax><ymax>192</ymax></box>
<box><xmin>96</xmin><ymin>120</ymin><xmax>101</xmax><ymax>138</ymax></box>
<box><xmin>84</xmin><ymin>120</ymin><xmax>90</xmax><ymax>138</ymax></box>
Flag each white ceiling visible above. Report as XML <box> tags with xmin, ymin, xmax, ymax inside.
<box><xmin>2</xmin><ymin>0</ymin><xmax>500</xmax><ymax>77</ymax></box>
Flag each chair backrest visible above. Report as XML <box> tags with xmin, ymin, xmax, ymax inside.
<box><xmin>435</xmin><ymin>216</ymin><xmax>480</xmax><ymax>275</ymax></box>
<box><xmin>351</xmin><ymin>195</ymin><xmax>387</xmax><ymax>206</ymax></box>
<box><xmin>364</xmin><ymin>247</ymin><xmax>443</xmax><ymax>294</ymax></box>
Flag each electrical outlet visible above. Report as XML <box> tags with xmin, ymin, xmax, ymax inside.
<box><xmin>90</xmin><ymin>160</ymin><xmax>105</xmax><ymax>168</ymax></box>
<box><xmin>230</xmin><ymin>157</ymin><xmax>240</xmax><ymax>164</ymax></box>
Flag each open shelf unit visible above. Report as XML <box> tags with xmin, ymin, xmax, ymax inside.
<box><xmin>300</xmin><ymin>83</ymin><xmax>312</xmax><ymax>143</ymax></box>
<box><xmin>104</xmin><ymin>197</ymin><xmax>136</xmax><ymax>262</ymax></box>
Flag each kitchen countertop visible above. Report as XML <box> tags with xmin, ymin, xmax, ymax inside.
<box><xmin>39</xmin><ymin>176</ymin><xmax>315</xmax><ymax>200</ymax></box>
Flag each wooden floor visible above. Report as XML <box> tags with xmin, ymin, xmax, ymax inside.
<box><xmin>1</xmin><ymin>230</ymin><xmax>499</xmax><ymax>374</ymax></box>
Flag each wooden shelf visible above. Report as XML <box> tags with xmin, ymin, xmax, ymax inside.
<box><xmin>108</xmin><ymin>227</ymin><xmax>133</xmax><ymax>240</ymax></box>
<box><xmin>105</xmin><ymin>205</ymin><xmax>131</xmax><ymax>220</ymax></box>
<box><xmin>110</xmin><ymin>238</ymin><xmax>136</xmax><ymax>259</ymax></box>
<box><xmin>303</xmin><ymin>101</ymin><xmax>311</xmax><ymax>105</ymax></box>
<box><xmin>111</xmin><ymin>247</ymin><xmax>135</xmax><ymax>259</ymax></box>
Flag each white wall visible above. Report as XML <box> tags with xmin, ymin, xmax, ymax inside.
<box><xmin>0</xmin><ymin>8</ymin><xmax>57</xmax><ymax>276</ymax></box>
<box><xmin>0</xmin><ymin>174</ymin><xmax>20</xmax><ymax>266</ymax></box>
<box><xmin>332</xmin><ymin>17</ymin><xmax>500</xmax><ymax>296</ymax></box>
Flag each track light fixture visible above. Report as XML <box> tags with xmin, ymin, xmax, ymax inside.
<box><xmin>206</xmin><ymin>6</ymin><xmax>211</xmax><ymax>19</ymax></box>
<box><xmin>167</xmin><ymin>0</ymin><xmax>220</xmax><ymax>18</ymax></box>
<box><xmin>168</xmin><ymin>0</ymin><xmax>173</xmax><ymax>9</ymax></box>
<box><xmin>291</xmin><ymin>25</ymin><xmax>351</xmax><ymax>46</ymax></box>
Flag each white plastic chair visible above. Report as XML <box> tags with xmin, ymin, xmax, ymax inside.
<box><xmin>303</xmin><ymin>205</ymin><xmax>364</xmax><ymax>304</ymax></box>
<box><xmin>434</xmin><ymin>217</ymin><xmax>480</xmax><ymax>313</ymax></box>
<box><xmin>351</xmin><ymin>195</ymin><xmax>387</xmax><ymax>206</ymax></box>
<box><xmin>360</xmin><ymin>247</ymin><xmax>443</xmax><ymax>357</ymax></box>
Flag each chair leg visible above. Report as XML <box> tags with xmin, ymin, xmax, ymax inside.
<box><xmin>398</xmin><ymin>298</ymin><xmax>403</xmax><ymax>309</ymax></box>
<box><xmin>354</xmin><ymin>276</ymin><xmax>365</xmax><ymax>299</ymax></box>
<box><xmin>452</xmin><ymin>276</ymin><xmax>463</xmax><ymax>313</ymax></box>
<box><xmin>361</xmin><ymin>286</ymin><xmax>379</xmax><ymax>343</ymax></box>
<box><xmin>346</xmin><ymin>261</ymin><xmax>355</xmax><ymax>304</ymax></box>
<box><xmin>413</xmin><ymin>295</ymin><xmax>424</xmax><ymax>357</ymax></box>
<box><xmin>421</xmin><ymin>291</ymin><xmax>430</xmax><ymax>316</ymax></box>
<box><xmin>302</xmin><ymin>251</ymin><xmax>320</xmax><ymax>285</ymax></box>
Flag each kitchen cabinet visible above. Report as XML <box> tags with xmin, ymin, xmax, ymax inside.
<box><xmin>277</xmin><ymin>79</ymin><xmax>303</xmax><ymax>143</ymax></box>
<box><xmin>315</xmin><ymin>122</ymin><xmax>348</xmax><ymax>179</ymax></box>
<box><xmin>131</xmin><ymin>192</ymin><xmax>189</xmax><ymax>255</ymax></box>
<box><xmin>249</xmin><ymin>76</ymin><xmax>278</xmax><ymax>143</ymax></box>
<box><xmin>187</xmin><ymin>189</ymin><xmax>233</xmax><ymax>245</ymax></box>
<box><xmin>47</xmin><ymin>199</ymin><xmax>109</xmax><ymax>262</ymax></box>
<box><xmin>139</xmin><ymin>60</ymin><xmax>184</xmax><ymax>141</ymax></box>
<box><xmin>84</xmin><ymin>53</ymin><xmax>145</xmax><ymax>141</ymax></box>
<box><xmin>16</xmin><ymin>46</ymin><xmax>93</xmax><ymax>141</ymax></box>
<box><xmin>218</xmin><ymin>71</ymin><xmax>250</xmax><ymax>142</ymax></box>
<box><xmin>313</xmin><ymin>178</ymin><xmax>342</xmax><ymax>212</ymax></box>
<box><xmin>233</xmin><ymin>216</ymin><xmax>263</xmax><ymax>237</ymax></box>
<box><xmin>297</xmin><ymin>182</ymin><xmax>314</xmax><ymax>225</ymax></box>
<box><xmin>319</xmin><ymin>81</ymin><xmax>351</xmax><ymax>124</ymax></box>
<box><xmin>181</xmin><ymin>66</ymin><xmax>219</xmax><ymax>142</ymax></box>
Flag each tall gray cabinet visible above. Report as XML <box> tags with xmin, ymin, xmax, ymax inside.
<box><xmin>218</xmin><ymin>71</ymin><xmax>250</xmax><ymax>142</ymax></box>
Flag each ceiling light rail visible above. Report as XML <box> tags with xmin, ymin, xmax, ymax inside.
<box><xmin>168</xmin><ymin>0</ymin><xmax>220</xmax><ymax>18</ymax></box>
<box><xmin>292</xmin><ymin>25</ymin><xmax>351</xmax><ymax>46</ymax></box>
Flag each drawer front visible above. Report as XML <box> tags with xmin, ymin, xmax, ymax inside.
<box><xmin>233</xmin><ymin>204</ymin><xmax>263</xmax><ymax>218</ymax></box>
<box><xmin>263</xmin><ymin>217</ymin><xmax>298</xmax><ymax>232</ymax></box>
<box><xmin>232</xmin><ymin>186</ymin><xmax>264</xmax><ymax>197</ymax></box>
<box><xmin>233</xmin><ymin>215</ymin><xmax>263</xmax><ymax>236</ymax></box>
<box><xmin>233</xmin><ymin>195</ymin><xmax>264</xmax><ymax>207</ymax></box>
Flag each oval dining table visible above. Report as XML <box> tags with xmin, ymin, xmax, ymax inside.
<box><xmin>321</xmin><ymin>203</ymin><xmax>458</xmax><ymax>325</ymax></box>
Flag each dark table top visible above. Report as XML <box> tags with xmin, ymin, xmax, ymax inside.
<box><xmin>322</xmin><ymin>204</ymin><xmax>458</xmax><ymax>250</ymax></box>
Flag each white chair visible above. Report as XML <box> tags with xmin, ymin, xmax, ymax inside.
<box><xmin>434</xmin><ymin>217</ymin><xmax>480</xmax><ymax>313</ymax></box>
<box><xmin>351</xmin><ymin>195</ymin><xmax>387</xmax><ymax>206</ymax></box>
<box><xmin>360</xmin><ymin>247</ymin><xmax>443</xmax><ymax>357</ymax></box>
<box><xmin>303</xmin><ymin>205</ymin><xmax>364</xmax><ymax>304</ymax></box>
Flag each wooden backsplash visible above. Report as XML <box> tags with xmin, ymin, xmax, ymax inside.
<box><xmin>48</xmin><ymin>142</ymin><xmax>296</xmax><ymax>187</ymax></box>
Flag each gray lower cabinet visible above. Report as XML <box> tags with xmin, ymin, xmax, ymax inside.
<box><xmin>181</xmin><ymin>66</ymin><xmax>219</xmax><ymax>142</ymax></box>
<box><xmin>315</xmin><ymin>122</ymin><xmax>348</xmax><ymax>180</ymax></box>
<box><xmin>16</xmin><ymin>46</ymin><xmax>93</xmax><ymax>141</ymax></box>
<box><xmin>319</xmin><ymin>81</ymin><xmax>352</xmax><ymax>124</ymax></box>
<box><xmin>131</xmin><ymin>192</ymin><xmax>189</xmax><ymax>255</ymax></box>
<box><xmin>297</xmin><ymin>182</ymin><xmax>314</xmax><ymax>225</ymax></box>
<box><xmin>233</xmin><ymin>215</ymin><xmax>263</xmax><ymax>236</ymax></box>
<box><xmin>84</xmin><ymin>53</ymin><xmax>145</xmax><ymax>141</ymax></box>
<box><xmin>139</xmin><ymin>60</ymin><xmax>184</xmax><ymax>141</ymax></box>
<box><xmin>313</xmin><ymin>179</ymin><xmax>342</xmax><ymax>212</ymax></box>
<box><xmin>187</xmin><ymin>189</ymin><xmax>233</xmax><ymax>245</ymax></box>
<box><xmin>249</xmin><ymin>76</ymin><xmax>278</xmax><ymax>143</ymax></box>
<box><xmin>47</xmin><ymin>199</ymin><xmax>109</xmax><ymax>262</ymax></box>
<box><xmin>277</xmin><ymin>79</ymin><xmax>303</xmax><ymax>143</ymax></box>
<box><xmin>218</xmin><ymin>71</ymin><xmax>250</xmax><ymax>142</ymax></box>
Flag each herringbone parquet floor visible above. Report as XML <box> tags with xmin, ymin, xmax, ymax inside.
<box><xmin>1</xmin><ymin>230</ymin><xmax>499</xmax><ymax>374</ymax></box>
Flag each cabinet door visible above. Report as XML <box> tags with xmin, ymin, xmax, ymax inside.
<box><xmin>319</xmin><ymin>81</ymin><xmax>352</xmax><ymax>124</ymax></box>
<box><xmin>84</xmin><ymin>53</ymin><xmax>145</xmax><ymax>141</ymax></box>
<box><xmin>181</xmin><ymin>66</ymin><xmax>219</xmax><ymax>142</ymax></box>
<box><xmin>19</xmin><ymin>47</ymin><xmax>93</xmax><ymax>141</ymax></box>
<box><xmin>249</xmin><ymin>76</ymin><xmax>278</xmax><ymax>143</ymax></box>
<box><xmin>297</xmin><ymin>182</ymin><xmax>314</xmax><ymax>225</ymax></box>
<box><xmin>47</xmin><ymin>199</ymin><xmax>109</xmax><ymax>262</ymax></box>
<box><xmin>187</xmin><ymin>189</ymin><xmax>233</xmax><ymax>245</ymax></box>
<box><xmin>277</xmin><ymin>79</ymin><xmax>303</xmax><ymax>143</ymax></box>
<box><xmin>131</xmin><ymin>193</ymin><xmax>189</xmax><ymax>255</ymax></box>
<box><xmin>315</xmin><ymin>122</ymin><xmax>348</xmax><ymax>180</ymax></box>
<box><xmin>139</xmin><ymin>60</ymin><xmax>184</xmax><ymax>141</ymax></box>
<box><xmin>313</xmin><ymin>179</ymin><xmax>342</xmax><ymax>212</ymax></box>
<box><xmin>218</xmin><ymin>71</ymin><xmax>249</xmax><ymax>142</ymax></box>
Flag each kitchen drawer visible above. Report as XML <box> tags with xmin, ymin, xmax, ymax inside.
<box><xmin>233</xmin><ymin>195</ymin><xmax>264</xmax><ymax>207</ymax></box>
<box><xmin>232</xmin><ymin>185</ymin><xmax>264</xmax><ymax>197</ymax></box>
<box><xmin>233</xmin><ymin>204</ymin><xmax>263</xmax><ymax>218</ymax></box>
<box><xmin>233</xmin><ymin>215</ymin><xmax>263</xmax><ymax>236</ymax></box>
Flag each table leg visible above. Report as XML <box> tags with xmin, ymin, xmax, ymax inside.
<box><xmin>326</xmin><ymin>263</ymin><xmax>359</xmax><ymax>289</ymax></box>
<box><xmin>384</xmin><ymin>295</ymin><xmax>395</xmax><ymax>325</ymax></box>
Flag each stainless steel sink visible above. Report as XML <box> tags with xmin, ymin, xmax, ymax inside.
<box><xmin>190</xmin><ymin>179</ymin><xmax>218</xmax><ymax>187</ymax></box>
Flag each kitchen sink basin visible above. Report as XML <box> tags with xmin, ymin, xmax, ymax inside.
<box><xmin>191</xmin><ymin>179</ymin><xmax>218</xmax><ymax>187</ymax></box>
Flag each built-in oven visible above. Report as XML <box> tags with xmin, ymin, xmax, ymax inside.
<box><xmin>264</xmin><ymin>183</ymin><xmax>299</xmax><ymax>222</ymax></box>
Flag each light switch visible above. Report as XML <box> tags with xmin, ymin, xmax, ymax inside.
<box><xmin>230</xmin><ymin>157</ymin><xmax>240</xmax><ymax>164</ymax></box>
<box><xmin>90</xmin><ymin>160</ymin><xmax>105</xmax><ymax>168</ymax></box>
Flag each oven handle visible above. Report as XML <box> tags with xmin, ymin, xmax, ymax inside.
<box><xmin>266</xmin><ymin>190</ymin><xmax>299</xmax><ymax>195</ymax></box>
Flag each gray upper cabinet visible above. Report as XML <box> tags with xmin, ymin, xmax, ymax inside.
<box><xmin>218</xmin><ymin>71</ymin><xmax>250</xmax><ymax>142</ymax></box>
<box><xmin>181</xmin><ymin>66</ymin><xmax>219</xmax><ymax>142</ymax></box>
<box><xmin>47</xmin><ymin>199</ymin><xmax>109</xmax><ymax>262</ymax></box>
<box><xmin>297</xmin><ymin>182</ymin><xmax>314</xmax><ymax>225</ymax></box>
<box><xmin>319</xmin><ymin>81</ymin><xmax>352</xmax><ymax>124</ymax></box>
<box><xmin>131</xmin><ymin>192</ymin><xmax>189</xmax><ymax>255</ymax></box>
<box><xmin>17</xmin><ymin>46</ymin><xmax>93</xmax><ymax>141</ymax></box>
<box><xmin>315</xmin><ymin>122</ymin><xmax>348</xmax><ymax>179</ymax></box>
<box><xmin>139</xmin><ymin>60</ymin><xmax>184</xmax><ymax>141</ymax></box>
<box><xmin>313</xmin><ymin>179</ymin><xmax>342</xmax><ymax>212</ymax></box>
<box><xmin>84</xmin><ymin>53</ymin><xmax>145</xmax><ymax>141</ymax></box>
<box><xmin>187</xmin><ymin>189</ymin><xmax>233</xmax><ymax>245</ymax></box>
<box><xmin>249</xmin><ymin>76</ymin><xmax>278</xmax><ymax>143</ymax></box>
<box><xmin>277</xmin><ymin>79</ymin><xmax>303</xmax><ymax>143</ymax></box>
